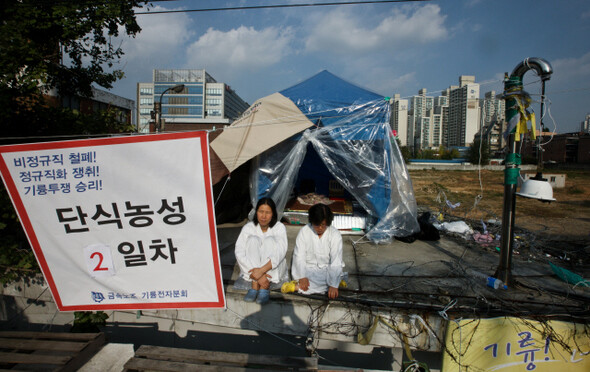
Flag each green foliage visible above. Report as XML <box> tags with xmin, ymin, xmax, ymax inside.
<box><xmin>394</xmin><ymin>137</ymin><xmax>412</xmax><ymax>164</ymax></box>
<box><xmin>412</xmin><ymin>147</ymin><xmax>461</xmax><ymax>161</ymax></box>
<box><xmin>0</xmin><ymin>1</ymin><xmax>146</xmax><ymax>283</ymax></box>
<box><xmin>439</xmin><ymin>146</ymin><xmax>461</xmax><ymax>160</ymax></box>
<box><xmin>0</xmin><ymin>183</ymin><xmax>39</xmax><ymax>284</ymax></box>
<box><xmin>72</xmin><ymin>311</ymin><xmax>109</xmax><ymax>333</ymax></box>
<box><xmin>399</xmin><ymin>146</ymin><xmax>412</xmax><ymax>164</ymax></box>
<box><xmin>416</xmin><ymin>149</ymin><xmax>437</xmax><ymax>159</ymax></box>
<box><xmin>467</xmin><ymin>138</ymin><xmax>491</xmax><ymax>165</ymax></box>
<box><xmin>0</xmin><ymin>0</ymin><xmax>148</xmax><ymax>138</ymax></box>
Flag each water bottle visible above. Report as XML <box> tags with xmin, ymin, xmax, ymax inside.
<box><xmin>467</xmin><ymin>269</ymin><xmax>507</xmax><ymax>290</ymax></box>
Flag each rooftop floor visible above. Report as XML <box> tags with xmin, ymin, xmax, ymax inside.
<box><xmin>1</xmin><ymin>219</ymin><xmax>588</xmax><ymax>371</ymax></box>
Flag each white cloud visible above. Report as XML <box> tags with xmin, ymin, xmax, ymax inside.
<box><xmin>465</xmin><ymin>0</ymin><xmax>483</xmax><ymax>8</ymax></box>
<box><xmin>304</xmin><ymin>4</ymin><xmax>448</xmax><ymax>55</ymax></box>
<box><xmin>551</xmin><ymin>52</ymin><xmax>590</xmax><ymax>83</ymax></box>
<box><xmin>185</xmin><ymin>26</ymin><xmax>294</xmax><ymax>72</ymax></box>
<box><xmin>115</xmin><ymin>6</ymin><xmax>194</xmax><ymax>67</ymax></box>
<box><xmin>364</xmin><ymin>68</ymin><xmax>417</xmax><ymax>97</ymax></box>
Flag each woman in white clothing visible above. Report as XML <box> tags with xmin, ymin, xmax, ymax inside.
<box><xmin>234</xmin><ymin>197</ymin><xmax>288</xmax><ymax>304</ymax></box>
<box><xmin>282</xmin><ymin>203</ymin><xmax>344</xmax><ymax>299</ymax></box>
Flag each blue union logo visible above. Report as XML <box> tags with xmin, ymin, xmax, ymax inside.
<box><xmin>91</xmin><ymin>291</ymin><xmax>105</xmax><ymax>303</ymax></box>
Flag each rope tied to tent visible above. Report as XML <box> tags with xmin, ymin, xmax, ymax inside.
<box><xmin>214</xmin><ymin>173</ymin><xmax>231</xmax><ymax>207</ymax></box>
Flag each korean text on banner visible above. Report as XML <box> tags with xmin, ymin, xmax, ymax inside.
<box><xmin>442</xmin><ymin>317</ymin><xmax>590</xmax><ymax>372</ymax></box>
<box><xmin>0</xmin><ymin>132</ymin><xmax>225</xmax><ymax>311</ymax></box>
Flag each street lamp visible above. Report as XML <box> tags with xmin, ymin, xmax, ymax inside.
<box><xmin>154</xmin><ymin>84</ymin><xmax>185</xmax><ymax>133</ymax></box>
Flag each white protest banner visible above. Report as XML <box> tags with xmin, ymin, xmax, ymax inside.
<box><xmin>0</xmin><ymin>132</ymin><xmax>225</xmax><ymax>311</ymax></box>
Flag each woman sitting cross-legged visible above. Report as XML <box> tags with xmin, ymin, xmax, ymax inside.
<box><xmin>282</xmin><ymin>203</ymin><xmax>345</xmax><ymax>299</ymax></box>
<box><xmin>234</xmin><ymin>197</ymin><xmax>288</xmax><ymax>304</ymax></box>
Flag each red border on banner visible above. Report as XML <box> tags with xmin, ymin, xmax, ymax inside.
<box><xmin>0</xmin><ymin>132</ymin><xmax>224</xmax><ymax>311</ymax></box>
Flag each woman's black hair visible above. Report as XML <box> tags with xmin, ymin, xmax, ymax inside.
<box><xmin>253</xmin><ymin>197</ymin><xmax>278</xmax><ymax>227</ymax></box>
<box><xmin>308</xmin><ymin>203</ymin><xmax>334</xmax><ymax>226</ymax></box>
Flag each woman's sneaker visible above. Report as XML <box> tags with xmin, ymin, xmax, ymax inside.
<box><xmin>244</xmin><ymin>289</ymin><xmax>258</xmax><ymax>302</ymax></box>
<box><xmin>256</xmin><ymin>289</ymin><xmax>270</xmax><ymax>304</ymax></box>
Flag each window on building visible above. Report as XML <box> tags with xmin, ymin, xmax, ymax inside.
<box><xmin>62</xmin><ymin>96</ymin><xmax>80</xmax><ymax>110</ymax></box>
<box><xmin>206</xmin><ymin>98</ymin><xmax>221</xmax><ymax>106</ymax></box>
<box><xmin>140</xmin><ymin>87</ymin><xmax>153</xmax><ymax>95</ymax></box>
<box><xmin>140</xmin><ymin>97</ymin><xmax>153</xmax><ymax>105</ymax></box>
<box><xmin>168</xmin><ymin>107</ymin><xmax>189</xmax><ymax>115</ymax></box>
<box><xmin>166</xmin><ymin>96</ymin><xmax>189</xmax><ymax>105</ymax></box>
<box><xmin>206</xmin><ymin>88</ymin><xmax>222</xmax><ymax>96</ymax></box>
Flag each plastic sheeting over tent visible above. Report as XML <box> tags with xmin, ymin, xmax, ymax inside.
<box><xmin>212</xmin><ymin>70</ymin><xmax>419</xmax><ymax>242</ymax></box>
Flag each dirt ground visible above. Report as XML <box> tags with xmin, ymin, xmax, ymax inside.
<box><xmin>409</xmin><ymin>168</ymin><xmax>590</xmax><ymax>264</ymax></box>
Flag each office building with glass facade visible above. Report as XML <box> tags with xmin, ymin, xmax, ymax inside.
<box><xmin>137</xmin><ymin>69</ymin><xmax>249</xmax><ymax>133</ymax></box>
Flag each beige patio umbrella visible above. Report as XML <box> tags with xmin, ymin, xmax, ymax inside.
<box><xmin>210</xmin><ymin>92</ymin><xmax>314</xmax><ymax>180</ymax></box>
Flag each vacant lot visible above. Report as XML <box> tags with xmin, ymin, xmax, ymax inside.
<box><xmin>409</xmin><ymin>168</ymin><xmax>590</xmax><ymax>242</ymax></box>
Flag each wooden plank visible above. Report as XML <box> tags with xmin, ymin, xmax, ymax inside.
<box><xmin>0</xmin><ymin>337</ymin><xmax>86</xmax><ymax>352</ymax></box>
<box><xmin>135</xmin><ymin>345</ymin><xmax>317</xmax><ymax>369</ymax></box>
<box><xmin>0</xmin><ymin>351</ymin><xmax>71</xmax><ymax>365</ymax></box>
<box><xmin>124</xmin><ymin>357</ymin><xmax>250</xmax><ymax>372</ymax></box>
<box><xmin>0</xmin><ymin>332</ymin><xmax>105</xmax><ymax>372</ymax></box>
<box><xmin>0</xmin><ymin>331</ymin><xmax>101</xmax><ymax>342</ymax></box>
<box><xmin>60</xmin><ymin>332</ymin><xmax>105</xmax><ymax>372</ymax></box>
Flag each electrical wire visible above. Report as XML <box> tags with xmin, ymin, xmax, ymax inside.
<box><xmin>135</xmin><ymin>0</ymin><xmax>431</xmax><ymax>15</ymax></box>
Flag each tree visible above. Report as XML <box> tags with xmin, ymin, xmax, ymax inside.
<box><xmin>394</xmin><ymin>137</ymin><xmax>411</xmax><ymax>163</ymax></box>
<box><xmin>467</xmin><ymin>138</ymin><xmax>491</xmax><ymax>165</ymax></box>
<box><xmin>399</xmin><ymin>146</ymin><xmax>412</xmax><ymax>164</ymax></box>
<box><xmin>439</xmin><ymin>146</ymin><xmax>460</xmax><ymax>160</ymax></box>
<box><xmin>0</xmin><ymin>1</ymin><xmax>148</xmax><ymax>282</ymax></box>
<box><xmin>0</xmin><ymin>0</ymin><xmax>148</xmax><ymax>139</ymax></box>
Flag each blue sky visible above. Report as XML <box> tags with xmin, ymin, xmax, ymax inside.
<box><xmin>109</xmin><ymin>0</ymin><xmax>590</xmax><ymax>133</ymax></box>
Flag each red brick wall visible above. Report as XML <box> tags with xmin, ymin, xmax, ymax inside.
<box><xmin>578</xmin><ymin>136</ymin><xmax>590</xmax><ymax>164</ymax></box>
<box><xmin>543</xmin><ymin>136</ymin><xmax>567</xmax><ymax>163</ymax></box>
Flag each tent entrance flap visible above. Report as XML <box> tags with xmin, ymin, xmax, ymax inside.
<box><xmin>294</xmin><ymin>143</ymin><xmax>352</xmax><ymax>200</ymax></box>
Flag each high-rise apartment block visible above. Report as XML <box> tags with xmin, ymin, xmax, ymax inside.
<box><xmin>479</xmin><ymin>90</ymin><xmax>506</xmax><ymax>153</ymax></box>
<box><xmin>391</xmin><ymin>75</ymin><xmax>510</xmax><ymax>154</ymax></box>
<box><xmin>446</xmin><ymin>76</ymin><xmax>480</xmax><ymax>148</ymax></box>
<box><xmin>408</xmin><ymin>89</ymin><xmax>435</xmax><ymax>149</ymax></box>
<box><xmin>137</xmin><ymin>69</ymin><xmax>249</xmax><ymax>133</ymax></box>
<box><xmin>581</xmin><ymin>114</ymin><xmax>590</xmax><ymax>133</ymax></box>
<box><xmin>391</xmin><ymin>88</ymin><xmax>447</xmax><ymax>152</ymax></box>
<box><xmin>389</xmin><ymin>94</ymin><xmax>409</xmax><ymax>146</ymax></box>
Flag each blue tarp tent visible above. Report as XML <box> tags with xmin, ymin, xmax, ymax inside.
<box><xmin>256</xmin><ymin>71</ymin><xmax>418</xmax><ymax>241</ymax></box>
<box><xmin>212</xmin><ymin>70</ymin><xmax>419</xmax><ymax>242</ymax></box>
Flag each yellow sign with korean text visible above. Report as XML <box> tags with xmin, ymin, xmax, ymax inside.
<box><xmin>442</xmin><ymin>317</ymin><xmax>590</xmax><ymax>372</ymax></box>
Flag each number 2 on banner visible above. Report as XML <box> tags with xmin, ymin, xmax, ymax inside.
<box><xmin>84</xmin><ymin>244</ymin><xmax>115</xmax><ymax>278</ymax></box>
<box><xmin>91</xmin><ymin>252</ymin><xmax>108</xmax><ymax>271</ymax></box>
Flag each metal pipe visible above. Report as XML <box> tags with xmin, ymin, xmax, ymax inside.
<box><xmin>511</xmin><ymin>57</ymin><xmax>553</xmax><ymax>81</ymax></box>
<box><xmin>496</xmin><ymin>133</ymin><xmax>517</xmax><ymax>285</ymax></box>
<box><xmin>495</xmin><ymin>58</ymin><xmax>552</xmax><ymax>286</ymax></box>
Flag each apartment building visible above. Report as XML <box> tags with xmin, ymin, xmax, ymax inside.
<box><xmin>446</xmin><ymin>76</ymin><xmax>481</xmax><ymax>147</ymax></box>
<box><xmin>389</xmin><ymin>94</ymin><xmax>409</xmax><ymax>146</ymax></box>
